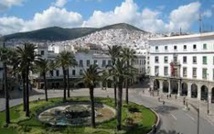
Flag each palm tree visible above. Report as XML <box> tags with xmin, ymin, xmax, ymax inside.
<box><xmin>107</xmin><ymin>45</ymin><xmax>121</xmax><ymax>107</ymax></box>
<box><xmin>121</xmin><ymin>47</ymin><xmax>137</xmax><ymax>104</ymax></box>
<box><xmin>0</xmin><ymin>46</ymin><xmax>13</xmax><ymax>125</ymax></box>
<box><xmin>15</xmin><ymin>43</ymin><xmax>39</xmax><ymax>117</ymax></box>
<box><xmin>56</xmin><ymin>51</ymin><xmax>77</xmax><ymax>101</ymax></box>
<box><xmin>108</xmin><ymin>58</ymin><xmax>130</xmax><ymax>130</ymax></box>
<box><xmin>66</xmin><ymin>53</ymin><xmax>77</xmax><ymax>98</ymax></box>
<box><xmin>34</xmin><ymin>59</ymin><xmax>49</xmax><ymax>101</ymax></box>
<box><xmin>82</xmin><ymin>64</ymin><xmax>100</xmax><ymax>128</ymax></box>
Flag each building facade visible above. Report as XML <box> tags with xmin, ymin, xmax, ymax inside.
<box><xmin>33</xmin><ymin>45</ymin><xmax>146</xmax><ymax>89</ymax></box>
<box><xmin>149</xmin><ymin>32</ymin><xmax>214</xmax><ymax>104</ymax></box>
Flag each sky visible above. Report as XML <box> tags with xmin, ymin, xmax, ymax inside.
<box><xmin>0</xmin><ymin>0</ymin><xmax>213</xmax><ymax>35</ymax></box>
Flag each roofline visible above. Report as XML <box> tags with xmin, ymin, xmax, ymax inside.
<box><xmin>149</xmin><ymin>32</ymin><xmax>214</xmax><ymax>41</ymax></box>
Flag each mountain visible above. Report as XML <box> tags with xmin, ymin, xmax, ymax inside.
<box><xmin>4</xmin><ymin>23</ymin><xmax>147</xmax><ymax>41</ymax></box>
<box><xmin>4</xmin><ymin>27</ymin><xmax>97</xmax><ymax>41</ymax></box>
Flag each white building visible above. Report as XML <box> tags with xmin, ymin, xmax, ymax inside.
<box><xmin>33</xmin><ymin>45</ymin><xmax>146</xmax><ymax>89</ymax></box>
<box><xmin>149</xmin><ymin>32</ymin><xmax>214</xmax><ymax>104</ymax></box>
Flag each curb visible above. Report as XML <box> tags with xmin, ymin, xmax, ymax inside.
<box><xmin>147</xmin><ymin>107</ymin><xmax>160</xmax><ymax>134</ymax></box>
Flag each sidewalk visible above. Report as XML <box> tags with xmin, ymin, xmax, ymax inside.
<box><xmin>140</xmin><ymin>89</ymin><xmax>214</xmax><ymax>125</ymax></box>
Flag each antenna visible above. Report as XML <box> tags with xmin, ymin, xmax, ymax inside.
<box><xmin>198</xmin><ymin>0</ymin><xmax>202</xmax><ymax>33</ymax></box>
<box><xmin>199</xmin><ymin>11</ymin><xmax>202</xmax><ymax>33</ymax></box>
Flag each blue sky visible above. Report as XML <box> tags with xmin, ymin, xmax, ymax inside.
<box><xmin>0</xmin><ymin>0</ymin><xmax>213</xmax><ymax>35</ymax></box>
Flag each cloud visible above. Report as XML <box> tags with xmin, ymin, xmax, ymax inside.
<box><xmin>54</xmin><ymin>0</ymin><xmax>67</xmax><ymax>8</ymax></box>
<box><xmin>83</xmin><ymin>0</ymin><xmax>202</xmax><ymax>33</ymax></box>
<box><xmin>0</xmin><ymin>0</ymin><xmax>24</xmax><ymax>11</ymax></box>
<box><xmin>166</xmin><ymin>2</ymin><xmax>200</xmax><ymax>32</ymax></box>
<box><xmin>0</xmin><ymin>16</ymin><xmax>24</xmax><ymax>35</ymax></box>
<box><xmin>0</xmin><ymin>6</ymin><xmax>83</xmax><ymax>35</ymax></box>
<box><xmin>202</xmin><ymin>10</ymin><xmax>212</xmax><ymax>18</ymax></box>
<box><xmin>22</xmin><ymin>6</ymin><xmax>83</xmax><ymax>32</ymax></box>
<box><xmin>82</xmin><ymin>0</ymin><xmax>139</xmax><ymax>27</ymax></box>
<box><xmin>0</xmin><ymin>0</ymin><xmax>212</xmax><ymax>35</ymax></box>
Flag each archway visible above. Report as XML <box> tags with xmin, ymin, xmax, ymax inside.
<box><xmin>171</xmin><ymin>80</ymin><xmax>178</xmax><ymax>94</ymax></box>
<box><xmin>153</xmin><ymin>79</ymin><xmax>160</xmax><ymax>90</ymax></box>
<box><xmin>162</xmin><ymin>80</ymin><xmax>169</xmax><ymax>93</ymax></box>
<box><xmin>201</xmin><ymin>85</ymin><xmax>208</xmax><ymax>101</ymax></box>
<box><xmin>191</xmin><ymin>84</ymin><xmax>198</xmax><ymax>98</ymax></box>
<box><xmin>181</xmin><ymin>82</ymin><xmax>188</xmax><ymax>96</ymax></box>
<box><xmin>212</xmin><ymin>87</ymin><xmax>214</xmax><ymax>103</ymax></box>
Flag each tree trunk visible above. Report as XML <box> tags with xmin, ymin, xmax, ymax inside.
<box><xmin>25</xmin><ymin>67</ymin><xmax>30</xmax><ymax>117</ymax></box>
<box><xmin>62</xmin><ymin>67</ymin><xmax>67</xmax><ymax>102</ymax></box>
<box><xmin>117</xmin><ymin>78</ymin><xmax>123</xmax><ymax>131</ymax></box>
<box><xmin>125</xmin><ymin>60</ymin><xmax>130</xmax><ymax>104</ymax></box>
<box><xmin>67</xmin><ymin>69</ymin><xmax>70</xmax><ymax>98</ymax></box>
<box><xmin>113</xmin><ymin>76</ymin><xmax>117</xmax><ymax>108</ymax></box>
<box><xmin>43</xmin><ymin>72</ymin><xmax>48</xmax><ymax>101</ymax></box>
<box><xmin>22</xmin><ymin>71</ymin><xmax>26</xmax><ymax>111</ymax></box>
<box><xmin>89</xmin><ymin>87</ymin><xmax>96</xmax><ymax>128</ymax></box>
<box><xmin>125</xmin><ymin>78</ymin><xmax>129</xmax><ymax>104</ymax></box>
<box><xmin>4</xmin><ymin>63</ymin><xmax>10</xmax><ymax>124</ymax></box>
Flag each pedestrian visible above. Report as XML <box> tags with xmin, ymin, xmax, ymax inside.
<box><xmin>167</xmin><ymin>94</ymin><xmax>168</xmax><ymax>99</ymax></box>
<box><xmin>152</xmin><ymin>125</ymin><xmax>157</xmax><ymax>134</ymax></box>
<box><xmin>158</xmin><ymin>97</ymin><xmax>160</xmax><ymax>102</ymax></box>
<box><xmin>183</xmin><ymin>97</ymin><xmax>186</xmax><ymax>105</ymax></box>
<box><xmin>163</xmin><ymin>101</ymin><xmax>165</xmax><ymax>105</ymax></box>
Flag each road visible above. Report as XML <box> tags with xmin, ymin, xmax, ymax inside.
<box><xmin>1</xmin><ymin>88</ymin><xmax>214</xmax><ymax>134</ymax></box>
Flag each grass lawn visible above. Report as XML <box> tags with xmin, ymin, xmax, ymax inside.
<box><xmin>0</xmin><ymin>97</ymin><xmax>156</xmax><ymax>134</ymax></box>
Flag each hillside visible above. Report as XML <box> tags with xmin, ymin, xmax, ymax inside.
<box><xmin>4</xmin><ymin>27</ymin><xmax>97</xmax><ymax>41</ymax></box>
<box><xmin>4</xmin><ymin>23</ymin><xmax>148</xmax><ymax>41</ymax></box>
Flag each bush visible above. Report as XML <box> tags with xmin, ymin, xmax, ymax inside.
<box><xmin>127</xmin><ymin>105</ymin><xmax>139</xmax><ymax>113</ymax></box>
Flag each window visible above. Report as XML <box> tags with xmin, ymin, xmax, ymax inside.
<box><xmin>164</xmin><ymin>67</ymin><xmax>168</xmax><ymax>76</ymax></box>
<box><xmin>202</xmin><ymin>68</ymin><xmax>207</xmax><ymax>79</ymax></box>
<box><xmin>102</xmin><ymin>60</ymin><xmax>106</xmax><ymax>67</ymax></box>
<box><xmin>155</xmin><ymin>66</ymin><xmax>159</xmax><ymax>76</ymax></box>
<box><xmin>155</xmin><ymin>56</ymin><xmax>159</xmax><ymax>63</ymax></box>
<box><xmin>164</xmin><ymin>46</ymin><xmax>168</xmax><ymax>51</ymax></box>
<box><xmin>183</xmin><ymin>67</ymin><xmax>187</xmax><ymax>77</ymax></box>
<box><xmin>72</xmin><ymin>70</ymin><xmax>75</xmax><ymax>76</ymax></box>
<box><xmin>79</xmin><ymin>69</ymin><xmax>83</xmax><ymax>75</ymax></box>
<box><xmin>203</xmin><ymin>43</ymin><xmax>207</xmax><ymax>50</ymax></box>
<box><xmin>174</xmin><ymin>46</ymin><xmax>177</xmax><ymax>50</ymax></box>
<box><xmin>183</xmin><ymin>56</ymin><xmax>187</xmax><ymax>64</ymax></box>
<box><xmin>193</xmin><ymin>56</ymin><xmax>197</xmax><ymax>64</ymax></box>
<box><xmin>193</xmin><ymin>44</ymin><xmax>197</xmax><ymax>50</ymax></box>
<box><xmin>108</xmin><ymin>60</ymin><xmax>111</xmax><ymax>65</ymax></box>
<box><xmin>79</xmin><ymin>60</ymin><xmax>83</xmax><ymax>67</ymax></box>
<box><xmin>56</xmin><ymin>70</ymin><xmax>59</xmax><ymax>76</ymax></box>
<box><xmin>183</xmin><ymin>45</ymin><xmax>187</xmax><ymax>50</ymax></box>
<box><xmin>203</xmin><ymin>56</ymin><xmax>207</xmax><ymax>65</ymax></box>
<box><xmin>193</xmin><ymin>68</ymin><xmax>197</xmax><ymax>78</ymax></box>
<box><xmin>94</xmin><ymin>60</ymin><xmax>97</xmax><ymax>65</ymax></box>
<box><xmin>50</xmin><ymin>70</ymin><xmax>53</xmax><ymax>76</ymax></box>
<box><xmin>173</xmin><ymin>54</ymin><xmax>177</xmax><ymax>62</ymax></box>
<box><xmin>87</xmin><ymin>60</ymin><xmax>90</xmax><ymax>67</ymax></box>
<box><xmin>41</xmin><ymin>50</ymin><xmax>44</xmax><ymax>55</ymax></box>
<box><xmin>164</xmin><ymin>56</ymin><xmax>168</xmax><ymax>63</ymax></box>
<box><xmin>155</xmin><ymin>46</ymin><xmax>158</xmax><ymax>51</ymax></box>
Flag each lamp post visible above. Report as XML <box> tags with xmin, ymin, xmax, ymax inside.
<box><xmin>190</xmin><ymin>103</ymin><xmax>200</xmax><ymax>134</ymax></box>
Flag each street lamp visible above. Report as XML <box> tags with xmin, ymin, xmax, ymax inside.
<box><xmin>190</xmin><ymin>103</ymin><xmax>200</xmax><ymax>134</ymax></box>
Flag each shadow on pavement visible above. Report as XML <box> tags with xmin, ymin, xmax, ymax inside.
<box><xmin>152</xmin><ymin>105</ymin><xmax>179</xmax><ymax>115</ymax></box>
